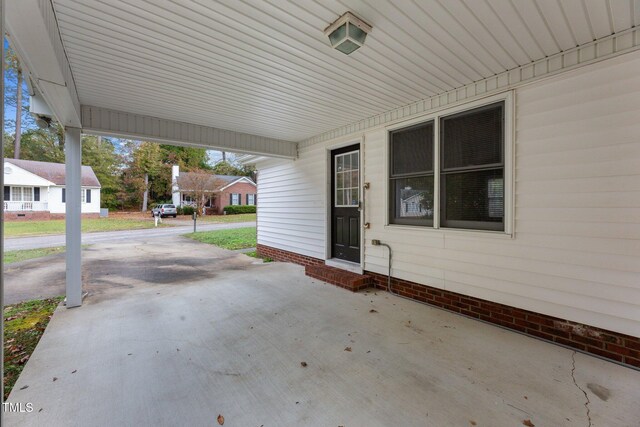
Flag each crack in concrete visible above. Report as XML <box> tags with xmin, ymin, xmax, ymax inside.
<box><xmin>571</xmin><ymin>351</ymin><xmax>592</xmax><ymax>427</ymax></box>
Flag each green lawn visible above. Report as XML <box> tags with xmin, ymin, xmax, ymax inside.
<box><xmin>4</xmin><ymin>247</ymin><xmax>67</xmax><ymax>265</ymax></box>
<box><xmin>4</xmin><ymin>218</ymin><xmax>171</xmax><ymax>237</ymax></box>
<box><xmin>186</xmin><ymin>226</ymin><xmax>256</xmax><ymax>250</ymax></box>
<box><xmin>4</xmin><ymin>297</ymin><xmax>63</xmax><ymax>399</ymax></box>
<box><xmin>245</xmin><ymin>250</ymin><xmax>273</xmax><ymax>262</ymax></box>
<box><xmin>198</xmin><ymin>213</ymin><xmax>256</xmax><ymax>223</ymax></box>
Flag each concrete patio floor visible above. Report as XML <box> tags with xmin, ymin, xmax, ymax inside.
<box><xmin>5</xmin><ymin>242</ymin><xmax>640</xmax><ymax>426</ymax></box>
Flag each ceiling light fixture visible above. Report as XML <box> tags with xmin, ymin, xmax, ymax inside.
<box><xmin>324</xmin><ymin>11</ymin><xmax>372</xmax><ymax>55</ymax></box>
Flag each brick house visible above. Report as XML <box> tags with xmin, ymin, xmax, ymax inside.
<box><xmin>172</xmin><ymin>165</ymin><xmax>256</xmax><ymax>215</ymax></box>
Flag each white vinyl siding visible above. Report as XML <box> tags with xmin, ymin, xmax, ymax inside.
<box><xmin>48</xmin><ymin>187</ymin><xmax>101</xmax><ymax>214</ymax></box>
<box><xmin>257</xmin><ymin>143</ymin><xmax>328</xmax><ymax>260</ymax></box>
<box><xmin>255</xmin><ymin>51</ymin><xmax>640</xmax><ymax>337</ymax></box>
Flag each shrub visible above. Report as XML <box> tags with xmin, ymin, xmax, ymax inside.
<box><xmin>224</xmin><ymin>205</ymin><xmax>256</xmax><ymax>214</ymax></box>
<box><xmin>176</xmin><ymin>206</ymin><xmax>184</xmax><ymax>215</ymax></box>
<box><xmin>182</xmin><ymin>206</ymin><xmax>195</xmax><ymax>216</ymax></box>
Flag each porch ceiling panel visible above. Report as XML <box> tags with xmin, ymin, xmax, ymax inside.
<box><xmin>51</xmin><ymin>0</ymin><xmax>639</xmax><ymax>142</ymax></box>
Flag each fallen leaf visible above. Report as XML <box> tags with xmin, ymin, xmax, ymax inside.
<box><xmin>344</xmin><ymin>347</ymin><xmax>352</xmax><ymax>352</ymax></box>
<box><xmin>52</xmin><ymin>377</ymin><xmax>58</xmax><ymax>382</ymax></box>
<box><xmin>19</xmin><ymin>355</ymin><xmax>30</xmax><ymax>364</ymax></box>
<box><xmin>38</xmin><ymin>408</ymin><xmax>43</xmax><ymax>413</ymax></box>
<box><xmin>369</xmin><ymin>309</ymin><xmax>378</xmax><ymax>313</ymax></box>
<box><xmin>522</xmin><ymin>420</ymin><xmax>535</xmax><ymax>427</ymax></box>
<box><xmin>300</xmin><ymin>361</ymin><xmax>308</xmax><ymax>367</ymax></box>
<box><xmin>20</xmin><ymin>385</ymin><xmax>29</xmax><ymax>390</ymax></box>
<box><xmin>71</xmin><ymin>370</ymin><xmax>77</xmax><ymax>374</ymax></box>
<box><xmin>217</xmin><ymin>414</ymin><xmax>224</xmax><ymax>425</ymax></box>
<box><xmin>470</xmin><ymin>421</ymin><xmax>477</xmax><ymax>426</ymax></box>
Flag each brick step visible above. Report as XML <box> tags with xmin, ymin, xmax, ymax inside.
<box><xmin>305</xmin><ymin>264</ymin><xmax>372</xmax><ymax>292</ymax></box>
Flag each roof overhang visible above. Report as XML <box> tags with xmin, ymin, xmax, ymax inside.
<box><xmin>5</xmin><ymin>1</ymin><xmax>640</xmax><ymax>160</ymax></box>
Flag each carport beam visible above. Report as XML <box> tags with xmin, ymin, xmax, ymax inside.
<box><xmin>65</xmin><ymin>126</ymin><xmax>82</xmax><ymax>308</ymax></box>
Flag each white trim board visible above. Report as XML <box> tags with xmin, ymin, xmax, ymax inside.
<box><xmin>217</xmin><ymin>176</ymin><xmax>256</xmax><ymax>192</ymax></box>
<box><xmin>81</xmin><ymin>105</ymin><xmax>298</xmax><ymax>159</ymax></box>
<box><xmin>301</xmin><ymin>27</ymin><xmax>640</xmax><ymax>149</ymax></box>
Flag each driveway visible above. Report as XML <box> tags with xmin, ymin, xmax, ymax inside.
<box><xmin>3</xmin><ymin>221</ymin><xmax>255</xmax><ymax>251</ymax></box>
<box><xmin>3</xmin><ymin>234</ymin><xmax>255</xmax><ymax>305</ymax></box>
<box><xmin>5</xmin><ymin>240</ymin><xmax>640</xmax><ymax>426</ymax></box>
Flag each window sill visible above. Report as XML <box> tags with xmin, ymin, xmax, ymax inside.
<box><xmin>383</xmin><ymin>224</ymin><xmax>514</xmax><ymax>240</ymax></box>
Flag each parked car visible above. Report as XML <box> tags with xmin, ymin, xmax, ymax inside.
<box><xmin>151</xmin><ymin>204</ymin><xmax>177</xmax><ymax>218</ymax></box>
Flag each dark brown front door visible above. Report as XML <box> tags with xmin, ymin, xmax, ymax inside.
<box><xmin>331</xmin><ymin>144</ymin><xmax>360</xmax><ymax>263</ymax></box>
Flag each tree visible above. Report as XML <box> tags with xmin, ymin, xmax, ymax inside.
<box><xmin>81</xmin><ymin>135</ymin><xmax>122</xmax><ymax>209</ymax></box>
<box><xmin>211</xmin><ymin>160</ymin><xmax>255</xmax><ymax>180</ymax></box>
<box><xmin>5</xmin><ymin>126</ymin><xmax>65</xmax><ymax>163</ymax></box>
<box><xmin>132</xmin><ymin>142</ymin><xmax>162</xmax><ymax>211</ymax></box>
<box><xmin>4</xmin><ymin>46</ymin><xmax>33</xmax><ymax>158</ymax></box>
<box><xmin>178</xmin><ymin>169</ymin><xmax>225</xmax><ymax>216</ymax></box>
<box><xmin>160</xmin><ymin>145</ymin><xmax>210</xmax><ymax>170</ymax></box>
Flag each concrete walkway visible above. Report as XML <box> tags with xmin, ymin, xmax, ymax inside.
<box><xmin>5</xmin><ymin>246</ymin><xmax>640</xmax><ymax>426</ymax></box>
<box><xmin>3</xmin><ymin>221</ymin><xmax>255</xmax><ymax>251</ymax></box>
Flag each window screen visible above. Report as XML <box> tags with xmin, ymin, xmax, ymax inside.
<box><xmin>440</xmin><ymin>102</ymin><xmax>504</xmax><ymax>231</ymax></box>
<box><xmin>389</xmin><ymin>121</ymin><xmax>434</xmax><ymax>226</ymax></box>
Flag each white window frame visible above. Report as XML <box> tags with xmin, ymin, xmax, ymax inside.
<box><xmin>81</xmin><ymin>189</ymin><xmax>86</xmax><ymax>203</ymax></box>
<box><xmin>247</xmin><ymin>194</ymin><xmax>256</xmax><ymax>205</ymax></box>
<box><xmin>384</xmin><ymin>91</ymin><xmax>514</xmax><ymax>237</ymax></box>
<box><xmin>334</xmin><ymin>149</ymin><xmax>360</xmax><ymax>208</ymax></box>
<box><xmin>231</xmin><ymin>193</ymin><xmax>240</xmax><ymax>206</ymax></box>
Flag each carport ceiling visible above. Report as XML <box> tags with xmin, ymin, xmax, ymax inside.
<box><xmin>52</xmin><ymin>0</ymin><xmax>639</xmax><ymax>142</ymax></box>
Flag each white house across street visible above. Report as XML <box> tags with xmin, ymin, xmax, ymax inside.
<box><xmin>3</xmin><ymin>159</ymin><xmax>101</xmax><ymax>220</ymax></box>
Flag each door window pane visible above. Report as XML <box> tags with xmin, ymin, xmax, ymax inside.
<box><xmin>335</xmin><ymin>151</ymin><xmax>359</xmax><ymax>207</ymax></box>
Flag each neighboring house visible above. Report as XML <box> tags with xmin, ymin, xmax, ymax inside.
<box><xmin>171</xmin><ymin>165</ymin><xmax>256</xmax><ymax>215</ymax></box>
<box><xmin>3</xmin><ymin>159</ymin><xmax>101</xmax><ymax>220</ymax></box>
<box><xmin>399</xmin><ymin>190</ymin><xmax>430</xmax><ymax>218</ymax></box>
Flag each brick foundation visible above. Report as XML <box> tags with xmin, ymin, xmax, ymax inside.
<box><xmin>258</xmin><ymin>244</ymin><xmax>640</xmax><ymax>369</ymax></box>
<box><xmin>366</xmin><ymin>272</ymin><xmax>640</xmax><ymax>368</ymax></box>
<box><xmin>256</xmin><ymin>244</ymin><xmax>324</xmax><ymax>267</ymax></box>
<box><xmin>4</xmin><ymin>212</ymin><xmax>101</xmax><ymax>221</ymax></box>
<box><xmin>305</xmin><ymin>264</ymin><xmax>372</xmax><ymax>292</ymax></box>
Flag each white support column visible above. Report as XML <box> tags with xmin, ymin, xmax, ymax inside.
<box><xmin>1</xmin><ymin>0</ymin><xmax>6</xmax><ymax>410</ymax></box>
<box><xmin>65</xmin><ymin>126</ymin><xmax>82</xmax><ymax>307</ymax></box>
